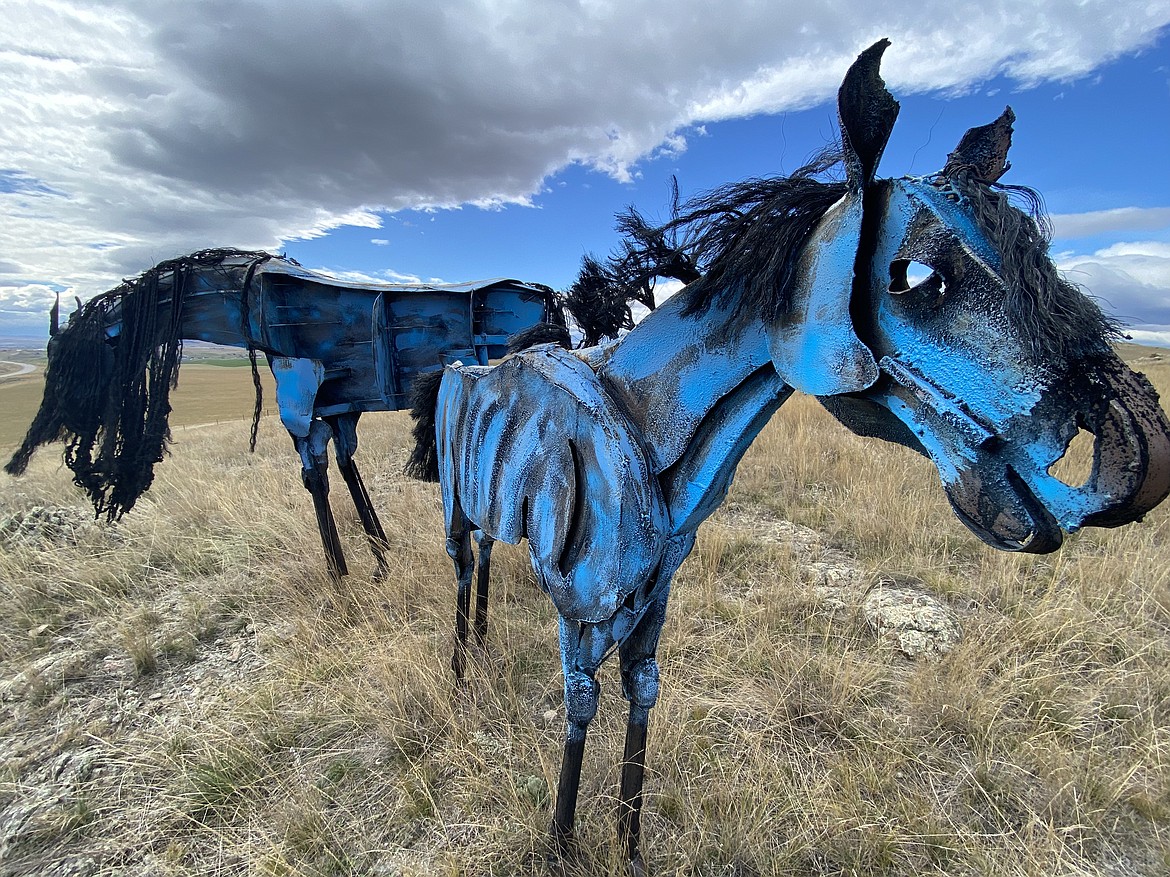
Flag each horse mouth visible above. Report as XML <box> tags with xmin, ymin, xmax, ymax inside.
<box><xmin>944</xmin><ymin>465</ymin><xmax>1064</xmax><ymax>553</ymax></box>
<box><xmin>877</xmin><ymin>352</ymin><xmax>1170</xmax><ymax>553</ymax></box>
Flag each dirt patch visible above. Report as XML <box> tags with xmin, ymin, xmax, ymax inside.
<box><xmin>714</xmin><ymin>503</ymin><xmax>961</xmax><ymax>657</ymax></box>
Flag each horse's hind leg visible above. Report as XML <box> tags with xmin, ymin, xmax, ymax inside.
<box><xmin>473</xmin><ymin>530</ymin><xmax>494</xmax><ymax>646</ymax></box>
<box><xmin>293</xmin><ymin>418</ymin><xmax>348</xmax><ymax>580</ymax></box>
<box><xmin>446</xmin><ymin>501</ymin><xmax>475</xmax><ymax>680</ymax></box>
<box><xmin>327</xmin><ymin>413</ymin><xmax>389</xmax><ymax>578</ymax></box>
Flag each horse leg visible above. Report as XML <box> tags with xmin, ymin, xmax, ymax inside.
<box><xmin>293</xmin><ymin>418</ymin><xmax>348</xmax><ymax>580</ymax></box>
<box><xmin>327</xmin><ymin>413</ymin><xmax>389</xmax><ymax>578</ymax></box>
<box><xmin>552</xmin><ymin>618</ymin><xmax>602</xmax><ymax>852</ymax></box>
<box><xmin>616</xmin><ymin>586</ymin><xmax>671</xmax><ymax>870</ymax></box>
<box><xmin>271</xmin><ymin>356</ymin><xmax>344</xmax><ymax>578</ymax></box>
<box><xmin>616</xmin><ymin>536</ymin><xmax>690</xmax><ymax>868</ymax></box>
<box><xmin>446</xmin><ymin>502</ymin><xmax>475</xmax><ymax>681</ymax></box>
<box><xmin>472</xmin><ymin>530</ymin><xmax>494</xmax><ymax>646</ymax></box>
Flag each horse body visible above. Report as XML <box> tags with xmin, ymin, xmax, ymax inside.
<box><xmin>438</xmin><ymin>344</ymin><xmax>667</xmax><ymax>624</ymax></box>
<box><xmin>170</xmin><ymin>253</ymin><xmax>553</xmax><ymax>414</ymax></box>
<box><xmin>7</xmin><ymin>249</ymin><xmax>558</xmax><ymax>577</ymax></box>
<box><xmin>412</xmin><ymin>42</ymin><xmax>1170</xmax><ymax>867</ymax></box>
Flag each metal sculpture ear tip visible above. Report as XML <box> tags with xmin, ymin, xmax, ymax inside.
<box><xmin>943</xmin><ymin>104</ymin><xmax>1016</xmax><ymax>183</ymax></box>
<box><xmin>838</xmin><ymin>37</ymin><xmax>900</xmax><ymax>188</ymax></box>
<box><xmin>844</xmin><ymin>37</ymin><xmax>894</xmax><ymax>90</ymax></box>
<box><xmin>49</xmin><ymin>292</ymin><xmax>61</xmax><ymax>337</ymax></box>
<box><xmin>993</xmin><ymin>106</ymin><xmax>1016</xmax><ymax>142</ymax></box>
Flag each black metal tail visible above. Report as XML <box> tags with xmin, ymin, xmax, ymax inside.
<box><xmin>405</xmin><ymin>369</ymin><xmax>445</xmax><ymax>482</ymax></box>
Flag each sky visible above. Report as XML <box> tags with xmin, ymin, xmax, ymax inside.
<box><xmin>2</xmin><ymin>1</ymin><xmax>1169</xmax><ymax>345</ymax></box>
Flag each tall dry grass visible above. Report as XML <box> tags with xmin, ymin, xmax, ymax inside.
<box><xmin>0</xmin><ymin>348</ymin><xmax>1167</xmax><ymax>876</ymax></box>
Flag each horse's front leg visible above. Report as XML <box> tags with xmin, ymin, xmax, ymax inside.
<box><xmin>271</xmin><ymin>357</ymin><xmax>346</xmax><ymax>579</ymax></box>
<box><xmin>616</xmin><ymin>535</ymin><xmax>690</xmax><ymax>870</ymax></box>
<box><xmin>327</xmin><ymin>413</ymin><xmax>389</xmax><ymax>578</ymax></box>
<box><xmin>617</xmin><ymin>586</ymin><xmax>671</xmax><ymax>872</ymax></box>
<box><xmin>446</xmin><ymin>501</ymin><xmax>475</xmax><ymax>681</ymax></box>
<box><xmin>553</xmin><ymin>617</ymin><xmax>602</xmax><ymax>852</ymax></box>
<box><xmin>293</xmin><ymin>418</ymin><xmax>348</xmax><ymax>580</ymax></box>
<box><xmin>473</xmin><ymin>530</ymin><xmax>494</xmax><ymax>646</ymax></box>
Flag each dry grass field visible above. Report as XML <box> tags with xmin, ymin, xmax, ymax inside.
<box><xmin>1</xmin><ymin>346</ymin><xmax>1168</xmax><ymax>876</ymax></box>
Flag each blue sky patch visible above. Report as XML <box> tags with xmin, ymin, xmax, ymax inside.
<box><xmin>0</xmin><ymin>170</ymin><xmax>64</xmax><ymax>197</ymax></box>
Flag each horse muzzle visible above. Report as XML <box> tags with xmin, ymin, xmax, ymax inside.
<box><xmin>1019</xmin><ymin>358</ymin><xmax>1170</xmax><ymax>532</ymax></box>
<box><xmin>943</xmin><ymin>465</ymin><xmax>1064</xmax><ymax>553</ymax></box>
<box><xmin>879</xmin><ymin>352</ymin><xmax>1170</xmax><ymax>553</ymax></box>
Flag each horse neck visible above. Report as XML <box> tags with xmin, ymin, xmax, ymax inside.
<box><xmin>596</xmin><ymin>282</ymin><xmax>788</xmax><ymax>475</ymax></box>
<box><xmin>180</xmin><ymin>276</ymin><xmax>256</xmax><ymax>347</ymax></box>
<box><xmin>103</xmin><ymin>268</ymin><xmax>252</xmax><ymax>349</ymax></box>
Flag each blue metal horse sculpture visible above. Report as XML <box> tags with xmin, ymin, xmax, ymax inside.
<box><xmin>6</xmin><ymin>249</ymin><xmax>559</xmax><ymax>578</ymax></box>
<box><xmin>408</xmin><ymin>42</ymin><xmax>1170</xmax><ymax>866</ymax></box>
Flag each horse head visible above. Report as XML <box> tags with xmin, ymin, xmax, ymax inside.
<box><xmin>778</xmin><ymin>40</ymin><xmax>1170</xmax><ymax>552</ymax></box>
<box><xmin>5</xmin><ymin>294</ymin><xmax>116</xmax><ymax>478</ymax></box>
<box><xmin>6</xmin><ymin>269</ymin><xmax>180</xmax><ymax>519</ymax></box>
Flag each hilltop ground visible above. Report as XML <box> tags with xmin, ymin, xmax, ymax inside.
<box><xmin>0</xmin><ymin>346</ymin><xmax>1167</xmax><ymax>876</ymax></box>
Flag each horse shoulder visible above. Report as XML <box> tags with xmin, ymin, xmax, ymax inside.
<box><xmin>596</xmin><ymin>288</ymin><xmax>773</xmax><ymax>474</ymax></box>
<box><xmin>444</xmin><ymin>346</ymin><xmax>669</xmax><ymax>623</ymax></box>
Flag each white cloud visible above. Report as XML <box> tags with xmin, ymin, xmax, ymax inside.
<box><xmin>1051</xmin><ymin>207</ymin><xmax>1170</xmax><ymax>239</ymax></box>
<box><xmin>1126</xmin><ymin>328</ymin><xmax>1170</xmax><ymax>348</ymax></box>
<box><xmin>1</xmin><ymin>0</ymin><xmax>1168</xmax><ymax>315</ymax></box>
<box><xmin>630</xmin><ymin>278</ymin><xmax>687</xmax><ymax>324</ymax></box>
<box><xmin>311</xmin><ymin>266</ymin><xmax>443</xmax><ymax>286</ymax></box>
<box><xmin>1058</xmin><ymin>241</ymin><xmax>1170</xmax><ymax>327</ymax></box>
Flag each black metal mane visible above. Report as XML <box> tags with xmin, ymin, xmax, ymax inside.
<box><xmin>618</xmin><ymin>150</ymin><xmax>1120</xmax><ymax>364</ymax></box>
<box><xmin>664</xmin><ymin>150</ymin><xmax>848</xmax><ymax>321</ymax></box>
<box><xmin>6</xmin><ymin>248</ymin><xmax>273</xmax><ymax>521</ymax></box>
<box><xmin>947</xmin><ymin>175</ymin><xmax>1122</xmax><ymax>362</ymax></box>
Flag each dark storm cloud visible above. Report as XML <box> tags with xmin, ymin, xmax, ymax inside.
<box><xmin>2</xmin><ymin>0</ymin><xmax>1168</xmax><ymax>319</ymax></box>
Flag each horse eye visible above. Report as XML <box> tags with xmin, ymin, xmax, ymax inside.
<box><xmin>889</xmin><ymin>259</ymin><xmax>945</xmax><ymax>299</ymax></box>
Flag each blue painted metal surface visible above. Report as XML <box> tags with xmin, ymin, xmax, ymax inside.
<box><xmin>181</xmin><ymin>254</ymin><xmax>555</xmax><ymax>414</ymax></box>
<box><xmin>417</xmin><ymin>40</ymin><xmax>1170</xmax><ymax>865</ymax></box>
<box><xmin>7</xmin><ymin>249</ymin><xmax>558</xmax><ymax>578</ymax></box>
<box><xmin>438</xmin><ymin>343</ymin><xmax>668</xmax><ymax>624</ymax></box>
<box><xmin>769</xmin><ymin>192</ymin><xmax>878</xmax><ymax>395</ymax></box>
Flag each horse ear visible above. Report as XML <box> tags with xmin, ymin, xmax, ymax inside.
<box><xmin>838</xmin><ymin>39</ymin><xmax>900</xmax><ymax>189</ymax></box>
<box><xmin>49</xmin><ymin>293</ymin><xmax>60</xmax><ymax>337</ymax></box>
<box><xmin>769</xmin><ymin>194</ymin><xmax>880</xmax><ymax>395</ymax></box>
<box><xmin>943</xmin><ymin>106</ymin><xmax>1015</xmax><ymax>183</ymax></box>
<box><xmin>767</xmin><ymin>42</ymin><xmax>895</xmax><ymax>395</ymax></box>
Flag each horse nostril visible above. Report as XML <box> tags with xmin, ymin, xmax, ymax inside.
<box><xmin>1048</xmin><ymin>426</ymin><xmax>1096</xmax><ymax>488</ymax></box>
